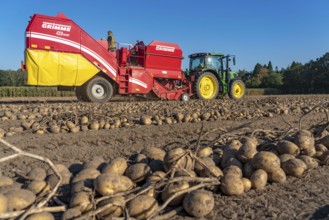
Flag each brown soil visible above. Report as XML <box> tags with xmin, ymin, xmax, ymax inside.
<box><xmin>1</xmin><ymin>95</ymin><xmax>329</xmax><ymax>219</ymax></box>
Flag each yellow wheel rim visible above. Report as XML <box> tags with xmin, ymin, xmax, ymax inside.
<box><xmin>199</xmin><ymin>75</ymin><xmax>217</xmax><ymax>99</ymax></box>
<box><xmin>232</xmin><ymin>81</ymin><xmax>245</xmax><ymax>98</ymax></box>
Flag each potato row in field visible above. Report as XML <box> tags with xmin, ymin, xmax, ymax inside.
<box><xmin>1</xmin><ymin>95</ymin><xmax>329</xmax><ymax>137</ymax></box>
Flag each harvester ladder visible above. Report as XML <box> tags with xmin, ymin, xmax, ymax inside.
<box><xmin>118</xmin><ymin>67</ymin><xmax>129</xmax><ymax>94</ymax></box>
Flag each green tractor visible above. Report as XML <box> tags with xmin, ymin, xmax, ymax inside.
<box><xmin>187</xmin><ymin>52</ymin><xmax>245</xmax><ymax>100</ymax></box>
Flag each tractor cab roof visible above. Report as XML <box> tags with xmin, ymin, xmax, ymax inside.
<box><xmin>188</xmin><ymin>52</ymin><xmax>224</xmax><ymax>58</ymax></box>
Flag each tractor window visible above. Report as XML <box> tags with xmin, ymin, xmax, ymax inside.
<box><xmin>190</xmin><ymin>57</ymin><xmax>205</xmax><ymax>70</ymax></box>
<box><xmin>206</xmin><ymin>56</ymin><xmax>222</xmax><ymax>70</ymax></box>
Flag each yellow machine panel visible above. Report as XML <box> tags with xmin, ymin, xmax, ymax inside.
<box><xmin>26</xmin><ymin>49</ymin><xmax>99</xmax><ymax>86</ymax></box>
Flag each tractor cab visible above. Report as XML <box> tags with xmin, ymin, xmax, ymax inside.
<box><xmin>187</xmin><ymin>52</ymin><xmax>245</xmax><ymax>100</ymax></box>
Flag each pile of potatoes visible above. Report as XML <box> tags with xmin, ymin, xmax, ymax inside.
<box><xmin>1</xmin><ymin>128</ymin><xmax>329</xmax><ymax>219</ymax></box>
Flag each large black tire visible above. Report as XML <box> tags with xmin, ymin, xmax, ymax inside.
<box><xmin>194</xmin><ymin>72</ymin><xmax>219</xmax><ymax>100</ymax></box>
<box><xmin>229</xmin><ymin>80</ymin><xmax>246</xmax><ymax>100</ymax></box>
<box><xmin>84</xmin><ymin>76</ymin><xmax>114</xmax><ymax>103</ymax></box>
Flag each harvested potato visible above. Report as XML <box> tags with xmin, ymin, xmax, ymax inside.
<box><xmin>194</xmin><ymin>157</ymin><xmax>215</xmax><ymax>175</ymax></box>
<box><xmin>27</xmin><ymin>167</ymin><xmax>47</xmax><ymax>181</ymax></box>
<box><xmin>282</xmin><ymin>158</ymin><xmax>307</xmax><ymax>177</ymax></box>
<box><xmin>279</xmin><ymin>154</ymin><xmax>295</xmax><ymax>164</ymax></box>
<box><xmin>0</xmin><ymin>194</ymin><xmax>7</xmax><ymax>213</ymax></box>
<box><xmin>102</xmin><ymin>157</ymin><xmax>128</xmax><ymax>175</ymax></box>
<box><xmin>241</xmin><ymin>137</ymin><xmax>257</xmax><ymax>148</ymax></box>
<box><xmin>174</xmin><ymin>169</ymin><xmax>197</xmax><ymax>177</ymax></box>
<box><xmin>128</xmin><ymin>195</ymin><xmax>158</xmax><ymax>219</ymax></box>
<box><xmin>141</xmin><ymin>146</ymin><xmax>166</xmax><ymax>161</ymax></box>
<box><xmin>315</xmin><ymin>144</ymin><xmax>328</xmax><ymax>153</ymax></box>
<box><xmin>61</xmin><ymin>207</ymin><xmax>82</xmax><ymax>220</ymax></box>
<box><xmin>197</xmin><ymin>147</ymin><xmax>213</xmax><ymax>158</ymax></box>
<box><xmin>26</xmin><ymin>212</ymin><xmax>54</xmax><ymax>220</ymax></box>
<box><xmin>243</xmin><ymin>161</ymin><xmax>255</xmax><ymax>179</ymax></box>
<box><xmin>200</xmin><ymin>165</ymin><xmax>223</xmax><ymax>178</ymax></box>
<box><xmin>250</xmin><ymin>169</ymin><xmax>268</xmax><ymax>190</ymax></box>
<box><xmin>94</xmin><ymin>173</ymin><xmax>134</xmax><ymax>196</ymax></box>
<box><xmin>26</xmin><ymin>180</ymin><xmax>50</xmax><ymax>195</ymax></box>
<box><xmin>161</xmin><ymin>181</ymin><xmax>190</xmax><ymax>206</ymax></box>
<box><xmin>5</xmin><ymin>189</ymin><xmax>36</xmax><ymax>211</ymax></box>
<box><xmin>319</xmin><ymin>134</ymin><xmax>329</xmax><ymax>148</ymax></box>
<box><xmin>132</xmin><ymin>154</ymin><xmax>149</xmax><ymax>164</ymax></box>
<box><xmin>301</xmin><ymin>146</ymin><xmax>316</xmax><ymax>157</ymax></box>
<box><xmin>147</xmin><ymin>171</ymin><xmax>166</xmax><ymax>183</ymax></box>
<box><xmin>252</xmin><ymin>151</ymin><xmax>280</xmax><ymax>173</ymax></box>
<box><xmin>293</xmin><ymin>130</ymin><xmax>314</xmax><ymax>150</ymax></box>
<box><xmin>82</xmin><ymin>156</ymin><xmax>105</xmax><ymax>170</ymax></box>
<box><xmin>72</xmin><ymin>168</ymin><xmax>101</xmax><ymax>183</ymax></box>
<box><xmin>267</xmin><ymin>168</ymin><xmax>286</xmax><ymax>184</ymax></box>
<box><xmin>320</xmin><ymin>151</ymin><xmax>329</xmax><ymax>165</ymax></box>
<box><xmin>242</xmin><ymin>178</ymin><xmax>252</xmax><ymax>192</ymax></box>
<box><xmin>227</xmin><ymin>140</ymin><xmax>242</xmax><ymax>150</ymax></box>
<box><xmin>164</xmin><ymin>148</ymin><xmax>193</xmax><ymax>171</ymax></box>
<box><xmin>237</xmin><ymin>142</ymin><xmax>257</xmax><ymax>163</ymax></box>
<box><xmin>220</xmin><ymin>174</ymin><xmax>244</xmax><ymax>196</ymax></box>
<box><xmin>140</xmin><ymin>116</ymin><xmax>152</xmax><ymax>125</ymax></box>
<box><xmin>97</xmin><ymin>196</ymin><xmax>125</xmax><ymax>219</ymax></box>
<box><xmin>276</xmin><ymin>140</ymin><xmax>300</xmax><ymax>156</ymax></box>
<box><xmin>0</xmin><ymin>176</ymin><xmax>14</xmax><ymax>187</ymax></box>
<box><xmin>125</xmin><ymin>163</ymin><xmax>151</xmax><ymax>183</ymax></box>
<box><xmin>47</xmin><ymin>164</ymin><xmax>70</xmax><ymax>176</ymax></box>
<box><xmin>223</xmin><ymin>165</ymin><xmax>243</xmax><ymax>178</ymax></box>
<box><xmin>183</xmin><ymin>190</ymin><xmax>214</xmax><ymax>218</ymax></box>
<box><xmin>70</xmin><ymin>191</ymin><xmax>92</xmax><ymax>213</ymax></box>
<box><xmin>297</xmin><ymin>155</ymin><xmax>318</xmax><ymax>169</ymax></box>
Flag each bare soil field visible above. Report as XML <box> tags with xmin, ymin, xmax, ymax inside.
<box><xmin>1</xmin><ymin>95</ymin><xmax>329</xmax><ymax>220</ymax></box>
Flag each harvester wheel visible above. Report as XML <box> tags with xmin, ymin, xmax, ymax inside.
<box><xmin>194</xmin><ymin>72</ymin><xmax>219</xmax><ymax>100</ymax></box>
<box><xmin>85</xmin><ymin>76</ymin><xmax>114</xmax><ymax>103</ymax></box>
<box><xmin>229</xmin><ymin>80</ymin><xmax>245</xmax><ymax>100</ymax></box>
<box><xmin>181</xmin><ymin>93</ymin><xmax>190</xmax><ymax>102</ymax></box>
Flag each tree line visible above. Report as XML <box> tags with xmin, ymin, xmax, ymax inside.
<box><xmin>238</xmin><ymin>52</ymin><xmax>329</xmax><ymax>93</ymax></box>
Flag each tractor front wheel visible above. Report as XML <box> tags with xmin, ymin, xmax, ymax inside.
<box><xmin>84</xmin><ymin>76</ymin><xmax>114</xmax><ymax>103</ymax></box>
<box><xmin>229</xmin><ymin>80</ymin><xmax>245</xmax><ymax>100</ymax></box>
<box><xmin>194</xmin><ymin>72</ymin><xmax>219</xmax><ymax>100</ymax></box>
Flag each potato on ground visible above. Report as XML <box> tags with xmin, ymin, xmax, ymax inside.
<box><xmin>26</xmin><ymin>180</ymin><xmax>50</xmax><ymax>195</ymax></box>
<box><xmin>97</xmin><ymin>196</ymin><xmax>125</xmax><ymax>219</ymax></box>
<box><xmin>0</xmin><ymin>194</ymin><xmax>7</xmax><ymax>213</ymax></box>
<box><xmin>102</xmin><ymin>157</ymin><xmax>128</xmax><ymax>175</ymax></box>
<box><xmin>297</xmin><ymin>155</ymin><xmax>318</xmax><ymax>170</ymax></box>
<box><xmin>125</xmin><ymin>163</ymin><xmax>151</xmax><ymax>183</ymax></box>
<box><xmin>279</xmin><ymin>154</ymin><xmax>295</xmax><ymax>164</ymax></box>
<box><xmin>243</xmin><ymin>161</ymin><xmax>255</xmax><ymax>178</ymax></box>
<box><xmin>197</xmin><ymin>147</ymin><xmax>213</xmax><ymax>158</ymax></box>
<box><xmin>252</xmin><ymin>151</ymin><xmax>280</xmax><ymax>173</ymax></box>
<box><xmin>267</xmin><ymin>168</ymin><xmax>286</xmax><ymax>184</ymax></box>
<box><xmin>82</xmin><ymin>156</ymin><xmax>105</xmax><ymax>170</ymax></box>
<box><xmin>276</xmin><ymin>140</ymin><xmax>300</xmax><ymax>156</ymax></box>
<box><xmin>194</xmin><ymin>157</ymin><xmax>215</xmax><ymax>175</ymax></box>
<box><xmin>320</xmin><ymin>151</ymin><xmax>329</xmax><ymax>165</ymax></box>
<box><xmin>0</xmin><ymin>176</ymin><xmax>14</xmax><ymax>187</ymax></box>
<box><xmin>237</xmin><ymin>142</ymin><xmax>257</xmax><ymax>163</ymax></box>
<box><xmin>220</xmin><ymin>148</ymin><xmax>237</xmax><ymax>169</ymax></box>
<box><xmin>293</xmin><ymin>130</ymin><xmax>314</xmax><ymax>150</ymax></box>
<box><xmin>27</xmin><ymin>167</ymin><xmax>47</xmax><ymax>181</ymax></box>
<box><xmin>5</xmin><ymin>189</ymin><xmax>36</xmax><ymax>211</ymax></box>
<box><xmin>220</xmin><ymin>174</ymin><xmax>244</xmax><ymax>196</ymax></box>
<box><xmin>127</xmin><ymin>195</ymin><xmax>158</xmax><ymax>220</ymax></box>
<box><xmin>161</xmin><ymin>181</ymin><xmax>190</xmax><ymax>206</ymax></box>
<box><xmin>200</xmin><ymin>165</ymin><xmax>223</xmax><ymax>178</ymax></box>
<box><xmin>72</xmin><ymin>168</ymin><xmax>101</xmax><ymax>184</ymax></box>
<box><xmin>147</xmin><ymin>171</ymin><xmax>166</xmax><ymax>183</ymax></box>
<box><xmin>70</xmin><ymin>191</ymin><xmax>93</xmax><ymax>213</ymax></box>
<box><xmin>141</xmin><ymin>146</ymin><xmax>166</xmax><ymax>161</ymax></box>
<box><xmin>224</xmin><ymin>165</ymin><xmax>243</xmax><ymax>178</ymax></box>
<box><xmin>242</xmin><ymin>178</ymin><xmax>252</xmax><ymax>192</ymax></box>
<box><xmin>26</xmin><ymin>212</ymin><xmax>54</xmax><ymax>220</ymax></box>
<box><xmin>183</xmin><ymin>190</ymin><xmax>214</xmax><ymax>218</ymax></box>
<box><xmin>250</xmin><ymin>169</ymin><xmax>268</xmax><ymax>190</ymax></box>
<box><xmin>282</xmin><ymin>158</ymin><xmax>307</xmax><ymax>177</ymax></box>
<box><xmin>164</xmin><ymin>148</ymin><xmax>193</xmax><ymax>171</ymax></box>
<box><xmin>94</xmin><ymin>173</ymin><xmax>134</xmax><ymax>196</ymax></box>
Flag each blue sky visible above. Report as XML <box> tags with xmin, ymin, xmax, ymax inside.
<box><xmin>0</xmin><ymin>0</ymin><xmax>328</xmax><ymax>71</ymax></box>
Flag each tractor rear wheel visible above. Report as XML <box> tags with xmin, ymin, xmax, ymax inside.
<box><xmin>85</xmin><ymin>76</ymin><xmax>114</xmax><ymax>103</ymax></box>
<box><xmin>194</xmin><ymin>72</ymin><xmax>219</xmax><ymax>100</ymax></box>
<box><xmin>229</xmin><ymin>80</ymin><xmax>245</xmax><ymax>100</ymax></box>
